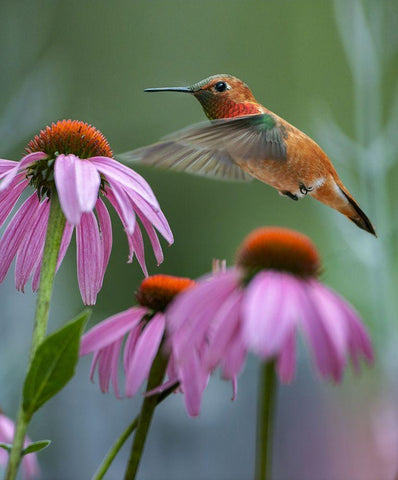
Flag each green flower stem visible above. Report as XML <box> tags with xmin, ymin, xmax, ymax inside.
<box><xmin>124</xmin><ymin>350</ymin><xmax>168</xmax><ymax>480</ymax></box>
<box><xmin>6</xmin><ymin>194</ymin><xmax>65</xmax><ymax>480</ymax></box>
<box><xmin>93</xmin><ymin>382</ymin><xmax>178</xmax><ymax>480</ymax></box>
<box><xmin>255</xmin><ymin>362</ymin><xmax>277</xmax><ymax>480</ymax></box>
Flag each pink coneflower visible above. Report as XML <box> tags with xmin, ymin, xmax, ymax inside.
<box><xmin>0</xmin><ymin>120</ymin><xmax>173</xmax><ymax>304</ymax></box>
<box><xmin>167</xmin><ymin>227</ymin><xmax>374</xmax><ymax>416</ymax></box>
<box><xmin>0</xmin><ymin>412</ymin><xmax>39</xmax><ymax>479</ymax></box>
<box><xmin>80</xmin><ymin>274</ymin><xmax>195</xmax><ymax>396</ymax></box>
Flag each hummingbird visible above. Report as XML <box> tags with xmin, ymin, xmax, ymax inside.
<box><xmin>124</xmin><ymin>74</ymin><xmax>376</xmax><ymax>235</ymax></box>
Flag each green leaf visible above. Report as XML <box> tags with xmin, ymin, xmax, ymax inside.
<box><xmin>23</xmin><ymin>310</ymin><xmax>90</xmax><ymax>417</ymax></box>
<box><xmin>22</xmin><ymin>440</ymin><xmax>51</xmax><ymax>456</ymax></box>
<box><xmin>0</xmin><ymin>443</ymin><xmax>12</xmax><ymax>452</ymax></box>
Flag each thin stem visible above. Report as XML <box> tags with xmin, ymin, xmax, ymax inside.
<box><xmin>124</xmin><ymin>351</ymin><xmax>168</xmax><ymax>480</ymax></box>
<box><xmin>93</xmin><ymin>382</ymin><xmax>178</xmax><ymax>480</ymax></box>
<box><xmin>93</xmin><ymin>417</ymin><xmax>139</xmax><ymax>480</ymax></box>
<box><xmin>255</xmin><ymin>362</ymin><xmax>277</xmax><ymax>480</ymax></box>
<box><xmin>5</xmin><ymin>194</ymin><xmax>65</xmax><ymax>480</ymax></box>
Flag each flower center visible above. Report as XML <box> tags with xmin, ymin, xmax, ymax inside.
<box><xmin>136</xmin><ymin>274</ymin><xmax>195</xmax><ymax>312</ymax></box>
<box><xmin>25</xmin><ymin>120</ymin><xmax>113</xmax><ymax>198</ymax></box>
<box><xmin>26</xmin><ymin>120</ymin><xmax>113</xmax><ymax>159</ymax></box>
<box><xmin>236</xmin><ymin>227</ymin><xmax>320</xmax><ymax>279</ymax></box>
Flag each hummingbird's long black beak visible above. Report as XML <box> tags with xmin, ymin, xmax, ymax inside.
<box><xmin>144</xmin><ymin>86</ymin><xmax>193</xmax><ymax>93</ymax></box>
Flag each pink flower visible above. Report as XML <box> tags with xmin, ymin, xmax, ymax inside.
<box><xmin>167</xmin><ymin>227</ymin><xmax>374</xmax><ymax>416</ymax></box>
<box><xmin>0</xmin><ymin>412</ymin><xmax>39</xmax><ymax>479</ymax></box>
<box><xmin>0</xmin><ymin>120</ymin><xmax>173</xmax><ymax>304</ymax></box>
<box><xmin>80</xmin><ymin>275</ymin><xmax>195</xmax><ymax>396</ymax></box>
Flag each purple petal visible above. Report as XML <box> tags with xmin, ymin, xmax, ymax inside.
<box><xmin>0</xmin><ymin>152</ymin><xmax>46</xmax><ymax>191</ymax></box>
<box><xmin>80</xmin><ymin>306</ymin><xmax>148</xmax><ymax>355</ymax></box>
<box><xmin>89</xmin><ymin>155</ymin><xmax>160</xmax><ymax>207</ymax></box>
<box><xmin>110</xmin><ymin>338</ymin><xmax>123</xmax><ymax>398</ymax></box>
<box><xmin>56</xmin><ymin>222</ymin><xmax>74</xmax><ymax>272</ymax></box>
<box><xmin>125</xmin><ymin>313</ymin><xmax>165</xmax><ymax>396</ymax></box>
<box><xmin>179</xmin><ymin>351</ymin><xmax>208</xmax><ymax>417</ymax></box>
<box><xmin>76</xmin><ymin>211</ymin><xmax>103</xmax><ymax>305</ymax></box>
<box><xmin>123</xmin><ymin>324</ymin><xmax>142</xmax><ymax>372</ymax></box>
<box><xmin>106</xmin><ymin>180</ymin><xmax>136</xmax><ymax>235</ymax></box>
<box><xmin>98</xmin><ymin>346</ymin><xmax>113</xmax><ymax>393</ymax></box>
<box><xmin>320</xmin><ymin>286</ymin><xmax>373</xmax><ymax>369</ymax></box>
<box><xmin>0</xmin><ymin>193</ymin><xmax>41</xmax><ymax>283</ymax></box>
<box><xmin>95</xmin><ymin>198</ymin><xmax>113</xmax><ymax>283</ymax></box>
<box><xmin>276</xmin><ymin>332</ymin><xmax>296</xmax><ymax>383</ymax></box>
<box><xmin>15</xmin><ymin>199</ymin><xmax>49</xmax><ymax>291</ymax></box>
<box><xmin>128</xmin><ymin>191</ymin><xmax>173</xmax><ymax>245</ymax></box>
<box><xmin>243</xmin><ymin>271</ymin><xmax>299</xmax><ymax>358</ymax></box>
<box><xmin>130</xmin><ymin>224</ymin><xmax>148</xmax><ymax>276</ymax></box>
<box><xmin>220</xmin><ymin>333</ymin><xmax>247</xmax><ymax>380</ymax></box>
<box><xmin>75</xmin><ymin>159</ymin><xmax>101</xmax><ymax>213</ymax></box>
<box><xmin>204</xmin><ymin>289</ymin><xmax>243</xmax><ymax>370</ymax></box>
<box><xmin>0</xmin><ymin>159</ymin><xmax>18</xmax><ymax>175</ymax></box>
<box><xmin>135</xmin><ymin>208</ymin><xmax>164</xmax><ymax>265</ymax></box>
<box><xmin>54</xmin><ymin>154</ymin><xmax>82</xmax><ymax>224</ymax></box>
<box><xmin>299</xmin><ymin>281</ymin><xmax>348</xmax><ymax>382</ymax></box>
<box><xmin>0</xmin><ymin>174</ymin><xmax>29</xmax><ymax>228</ymax></box>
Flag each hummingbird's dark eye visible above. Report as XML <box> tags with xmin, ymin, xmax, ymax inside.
<box><xmin>214</xmin><ymin>81</ymin><xmax>228</xmax><ymax>93</ymax></box>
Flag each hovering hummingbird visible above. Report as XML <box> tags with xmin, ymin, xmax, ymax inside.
<box><xmin>124</xmin><ymin>74</ymin><xmax>376</xmax><ymax>235</ymax></box>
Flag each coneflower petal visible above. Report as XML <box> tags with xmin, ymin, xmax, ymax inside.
<box><xmin>76</xmin><ymin>211</ymin><xmax>103</xmax><ymax>305</ymax></box>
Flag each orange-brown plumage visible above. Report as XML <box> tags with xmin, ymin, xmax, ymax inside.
<box><xmin>126</xmin><ymin>74</ymin><xmax>376</xmax><ymax>235</ymax></box>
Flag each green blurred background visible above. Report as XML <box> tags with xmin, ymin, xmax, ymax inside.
<box><xmin>1</xmin><ymin>0</ymin><xmax>397</xmax><ymax>479</ymax></box>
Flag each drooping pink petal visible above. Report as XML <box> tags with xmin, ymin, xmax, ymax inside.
<box><xmin>128</xmin><ymin>190</ymin><xmax>173</xmax><ymax>245</ymax></box>
<box><xmin>89</xmin><ymin>351</ymin><xmax>100</xmax><ymax>382</ymax></box>
<box><xmin>0</xmin><ymin>152</ymin><xmax>46</xmax><ymax>192</ymax></box>
<box><xmin>125</xmin><ymin>313</ymin><xmax>165</xmax><ymax>396</ymax></box>
<box><xmin>220</xmin><ymin>332</ymin><xmax>247</xmax><ymax>380</ymax></box>
<box><xmin>15</xmin><ymin>199</ymin><xmax>50</xmax><ymax>291</ymax></box>
<box><xmin>299</xmin><ymin>280</ymin><xmax>347</xmax><ymax>382</ymax></box>
<box><xmin>106</xmin><ymin>180</ymin><xmax>136</xmax><ymax>234</ymax></box>
<box><xmin>167</xmin><ymin>269</ymin><xmax>239</xmax><ymax>335</ymax></box>
<box><xmin>54</xmin><ymin>154</ymin><xmax>82</xmax><ymax>224</ymax></box>
<box><xmin>123</xmin><ymin>324</ymin><xmax>142</xmax><ymax>372</ymax></box>
<box><xmin>0</xmin><ymin>193</ymin><xmax>40</xmax><ymax>283</ymax></box>
<box><xmin>110</xmin><ymin>338</ymin><xmax>123</xmax><ymax>398</ymax></box>
<box><xmin>321</xmin><ymin>286</ymin><xmax>373</xmax><ymax>369</ymax></box>
<box><xmin>89</xmin><ymin>155</ymin><xmax>160</xmax><ymax>207</ymax></box>
<box><xmin>95</xmin><ymin>198</ymin><xmax>112</xmax><ymax>282</ymax></box>
<box><xmin>74</xmin><ymin>159</ymin><xmax>101</xmax><ymax>213</ymax></box>
<box><xmin>276</xmin><ymin>331</ymin><xmax>296</xmax><ymax>383</ymax></box>
<box><xmin>179</xmin><ymin>350</ymin><xmax>208</xmax><ymax>417</ymax></box>
<box><xmin>0</xmin><ymin>174</ymin><xmax>29</xmax><ymax>228</ymax></box>
<box><xmin>135</xmin><ymin>208</ymin><xmax>164</xmax><ymax>265</ymax></box>
<box><xmin>80</xmin><ymin>306</ymin><xmax>148</xmax><ymax>355</ymax></box>
<box><xmin>243</xmin><ymin>271</ymin><xmax>299</xmax><ymax>358</ymax></box>
<box><xmin>0</xmin><ymin>159</ymin><xmax>18</xmax><ymax>175</ymax></box>
<box><xmin>76</xmin><ymin>211</ymin><xmax>103</xmax><ymax>305</ymax></box>
<box><xmin>130</xmin><ymin>224</ymin><xmax>148</xmax><ymax>276</ymax></box>
<box><xmin>98</xmin><ymin>346</ymin><xmax>113</xmax><ymax>393</ymax></box>
<box><xmin>204</xmin><ymin>289</ymin><xmax>243</xmax><ymax>370</ymax></box>
<box><xmin>56</xmin><ymin>222</ymin><xmax>74</xmax><ymax>271</ymax></box>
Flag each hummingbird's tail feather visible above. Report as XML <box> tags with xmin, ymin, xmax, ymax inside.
<box><xmin>311</xmin><ymin>178</ymin><xmax>377</xmax><ymax>236</ymax></box>
<box><xmin>337</xmin><ymin>184</ymin><xmax>377</xmax><ymax>236</ymax></box>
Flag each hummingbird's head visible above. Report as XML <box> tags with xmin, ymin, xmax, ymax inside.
<box><xmin>145</xmin><ymin>74</ymin><xmax>262</xmax><ymax>120</ymax></box>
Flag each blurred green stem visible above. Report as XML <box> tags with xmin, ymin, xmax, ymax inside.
<box><xmin>255</xmin><ymin>362</ymin><xmax>277</xmax><ymax>480</ymax></box>
<box><xmin>93</xmin><ymin>382</ymin><xmax>177</xmax><ymax>480</ymax></box>
<box><xmin>124</xmin><ymin>350</ymin><xmax>168</xmax><ymax>479</ymax></box>
<box><xmin>6</xmin><ymin>194</ymin><xmax>65</xmax><ymax>480</ymax></box>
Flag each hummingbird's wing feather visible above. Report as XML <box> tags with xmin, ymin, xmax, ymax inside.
<box><xmin>121</xmin><ymin>114</ymin><xmax>286</xmax><ymax>182</ymax></box>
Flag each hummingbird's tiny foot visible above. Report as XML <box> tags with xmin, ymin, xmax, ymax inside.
<box><xmin>280</xmin><ymin>190</ymin><xmax>298</xmax><ymax>201</ymax></box>
<box><xmin>299</xmin><ymin>183</ymin><xmax>313</xmax><ymax>196</ymax></box>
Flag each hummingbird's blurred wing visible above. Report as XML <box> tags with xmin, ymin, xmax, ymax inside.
<box><xmin>121</xmin><ymin>114</ymin><xmax>286</xmax><ymax>182</ymax></box>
